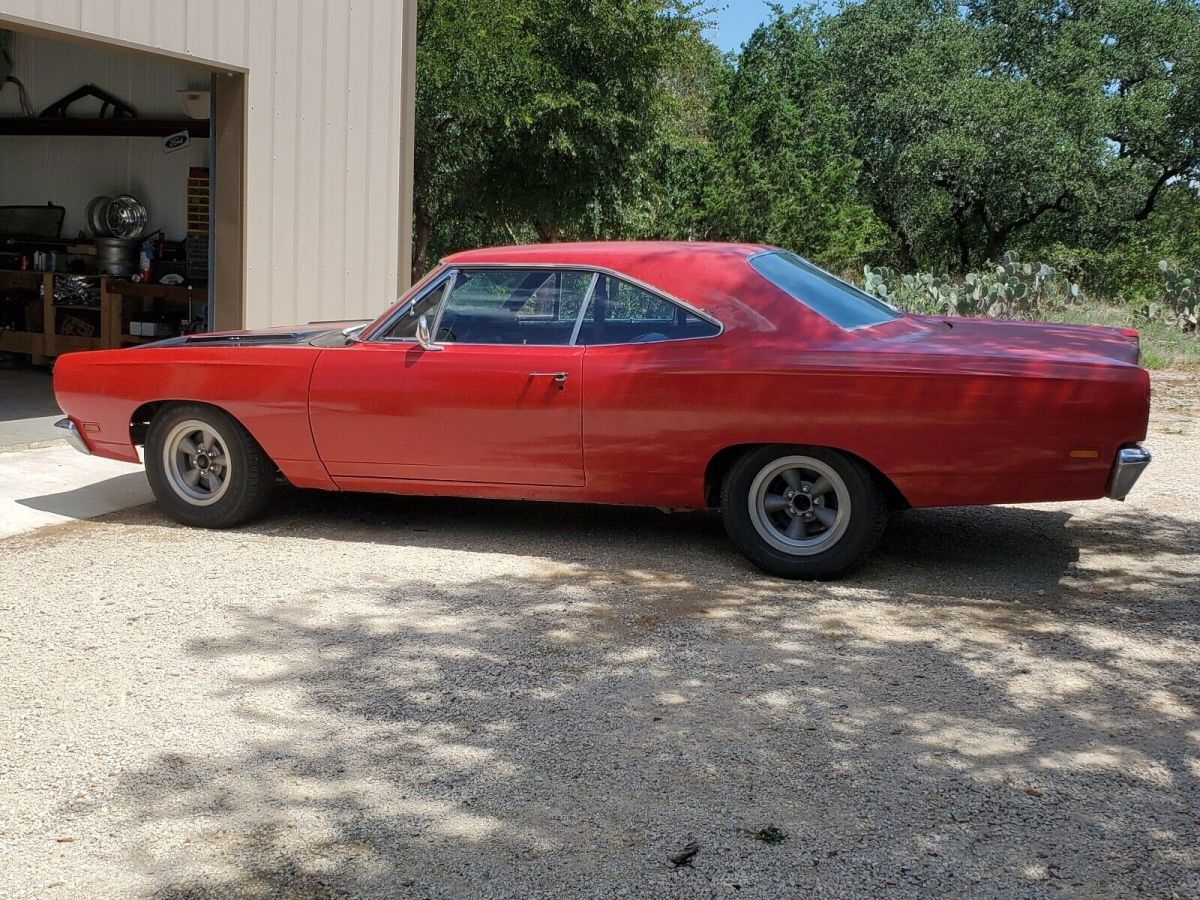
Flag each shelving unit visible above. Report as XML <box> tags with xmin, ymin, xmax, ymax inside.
<box><xmin>0</xmin><ymin>270</ymin><xmax>206</xmax><ymax>363</ymax></box>
<box><xmin>0</xmin><ymin>329</ymin><xmax>43</xmax><ymax>357</ymax></box>
<box><xmin>0</xmin><ymin>118</ymin><xmax>209</xmax><ymax>138</ymax></box>
<box><xmin>106</xmin><ymin>279</ymin><xmax>207</xmax><ymax>347</ymax></box>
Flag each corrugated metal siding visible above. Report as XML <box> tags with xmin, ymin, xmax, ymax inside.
<box><xmin>0</xmin><ymin>0</ymin><xmax>415</xmax><ymax>327</ymax></box>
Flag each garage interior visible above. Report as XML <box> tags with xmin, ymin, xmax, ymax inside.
<box><xmin>0</xmin><ymin>24</ymin><xmax>243</xmax><ymax>444</ymax></box>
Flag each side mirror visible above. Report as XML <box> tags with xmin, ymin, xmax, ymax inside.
<box><xmin>415</xmin><ymin>314</ymin><xmax>442</xmax><ymax>351</ymax></box>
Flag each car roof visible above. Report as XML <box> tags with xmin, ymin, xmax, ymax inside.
<box><xmin>419</xmin><ymin>240</ymin><xmax>890</xmax><ymax>345</ymax></box>
<box><xmin>443</xmin><ymin>241</ymin><xmax>771</xmax><ymax>269</ymax></box>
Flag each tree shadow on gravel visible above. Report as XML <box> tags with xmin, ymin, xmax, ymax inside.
<box><xmin>87</xmin><ymin>493</ymin><xmax>1200</xmax><ymax>898</ymax></box>
<box><xmin>160</xmin><ymin>484</ymin><xmax>1200</xmax><ymax>604</ymax></box>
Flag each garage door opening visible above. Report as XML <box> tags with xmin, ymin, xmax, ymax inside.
<box><xmin>0</xmin><ymin>22</ymin><xmax>245</xmax><ymax>371</ymax></box>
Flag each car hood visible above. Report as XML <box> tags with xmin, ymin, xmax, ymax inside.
<box><xmin>140</xmin><ymin>321</ymin><xmax>370</xmax><ymax>348</ymax></box>
<box><xmin>877</xmin><ymin>315</ymin><xmax>1142</xmax><ymax>367</ymax></box>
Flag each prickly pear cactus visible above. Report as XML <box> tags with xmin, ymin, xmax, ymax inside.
<box><xmin>860</xmin><ymin>254</ymin><xmax>1080</xmax><ymax>321</ymax></box>
<box><xmin>862</xmin><ymin>265</ymin><xmax>897</xmax><ymax>302</ymax></box>
<box><xmin>1157</xmin><ymin>261</ymin><xmax>1199</xmax><ymax>332</ymax></box>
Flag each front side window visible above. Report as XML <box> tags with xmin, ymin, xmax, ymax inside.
<box><xmin>578</xmin><ymin>275</ymin><xmax>720</xmax><ymax>346</ymax></box>
<box><xmin>381</xmin><ymin>276</ymin><xmax>452</xmax><ymax>340</ymax></box>
<box><xmin>750</xmin><ymin>251</ymin><xmax>902</xmax><ymax>330</ymax></box>
<box><xmin>436</xmin><ymin>269</ymin><xmax>593</xmax><ymax>346</ymax></box>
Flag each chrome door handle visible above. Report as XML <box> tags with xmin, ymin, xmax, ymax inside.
<box><xmin>530</xmin><ymin>372</ymin><xmax>568</xmax><ymax>390</ymax></box>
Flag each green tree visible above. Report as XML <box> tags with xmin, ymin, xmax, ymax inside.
<box><xmin>825</xmin><ymin>0</ymin><xmax>1103</xmax><ymax>268</ymax></box>
<box><xmin>966</xmin><ymin>0</ymin><xmax>1200</xmax><ymax>225</ymax></box>
<box><xmin>413</xmin><ymin>0</ymin><xmax>1200</xmax><ymax>294</ymax></box>
<box><xmin>823</xmin><ymin>0</ymin><xmax>1200</xmax><ymax>272</ymax></box>
<box><xmin>413</xmin><ymin>0</ymin><xmax>530</xmax><ymax>279</ymax></box>
<box><xmin>638</xmin><ymin>9</ymin><xmax>886</xmax><ymax>269</ymax></box>
<box><xmin>479</xmin><ymin>0</ymin><xmax>705</xmax><ymax>243</ymax></box>
<box><xmin>414</xmin><ymin>0</ymin><xmax>706</xmax><ymax>277</ymax></box>
<box><xmin>705</xmin><ymin>9</ymin><xmax>885</xmax><ymax>266</ymax></box>
<box><xmin>628</xmin><ymin>29</ymin><xmax>730</xmax><ymax>241</ymax></box>
<box><xmin>1088</xmin><ymin>0</ymin><xmax>1200</xmax><ymax>232</ymax></box>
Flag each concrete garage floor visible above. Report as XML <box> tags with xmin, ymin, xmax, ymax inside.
<box><xmin>0</xmin><ymin>373</ymin><xmax>1197</xmax><ymax>898</ymax></box>
<box><xmin>0</xmin><ymin>366</ymin><xmax>152</xmax><ymax>537</ymax></box>
<box><xmin>0</xmin><ymin>367</ymin><xmax>62</xmax><ymax>448</ymax></box>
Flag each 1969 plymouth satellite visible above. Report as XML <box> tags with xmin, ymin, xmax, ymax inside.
<box><xmin>53</xmin><ymin>242</ymin><xmax>1151</xmax><ymax>579</ymax></box>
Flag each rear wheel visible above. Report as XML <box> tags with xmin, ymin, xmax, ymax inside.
<box><xmin>145</xmin><ymin>404</ymin><xmax>274</xmax><ymax>528</ymax></box>
<box><xmin>721</xmin><ymin>445</ymin><xmax>886</xmax><ymax>579</ymax></box>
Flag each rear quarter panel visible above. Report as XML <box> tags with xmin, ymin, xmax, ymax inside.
<box><xmin>581</xmin><ymin>339</ymin><xmax>1150</xmax><ymax>509</ymax></box>
<box><xmin>53</xmin><ymin>346</ymin><xmax>334</xmax><ymax>489</ymax></box>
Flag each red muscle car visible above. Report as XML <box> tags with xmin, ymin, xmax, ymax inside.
<box><xmin>53</xmin><ymin>242</ymin><xmax>1152</xmax><ymax>578</ymax></box>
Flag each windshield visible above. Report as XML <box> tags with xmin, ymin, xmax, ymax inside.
<box><xmin>750</xmin><ymin>251</ymin><xmax>902</xmax><ymax>330</ymax></box>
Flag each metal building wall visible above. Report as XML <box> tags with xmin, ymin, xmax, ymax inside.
<box><xmin>0</xmin><ymin>0</ymin><xmax>417</xmax><ymax>328</ymax></box>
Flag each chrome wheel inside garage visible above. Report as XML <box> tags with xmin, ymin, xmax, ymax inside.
<box><xmin>748</xmin><ymin>455</ymin><xmax>851</xmax><ymax>555</ymax></box>
<box><xmin>162</xmin><ymin>419</ymin><xmax>233</xmax><ymax>506</ymax></box>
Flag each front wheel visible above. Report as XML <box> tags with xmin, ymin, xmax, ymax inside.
<box><xmin>145</xmin><ymin>403</ymin><xmax>275</xmax><ymax>528</ymax></box>
<box><xmin>721</xmin><ymin>446</ymin><xmax>886</xmax><ymax>580</ymax></box>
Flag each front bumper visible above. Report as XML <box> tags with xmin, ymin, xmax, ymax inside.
<box><xmin>55</xmin><ymin>418</ymin><xmax>91</xmax><ymax>456</ymax></box>
<box><xmin>1106</xmin><ymin>444</ymin><xmax>1151</xmax><ymax>501</ymax></box>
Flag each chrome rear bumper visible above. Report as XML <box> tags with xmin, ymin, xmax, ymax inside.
<box><xmin>55</xmin><ymin>418</ymin><xmax>91</xmax><ymax>456</ymax></box>
<box><xmin>1107</xmin><ymin>445</ymin><xmax>1151</xmax><ymax>501</ymax></box>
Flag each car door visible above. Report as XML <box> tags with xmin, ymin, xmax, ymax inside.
<box><xmin>308</xmin><ymin>267</ymin><xmax>594</xmax><ymax>486</ymax></box>
<box><xmin>575</xmin><ymin>274</ymin><xmax>725</xmax><ymax>500</ymax></box>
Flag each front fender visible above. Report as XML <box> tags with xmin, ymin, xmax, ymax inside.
<box><xmin>53</xmin><ymin>346</ymin><xmax>336</xmax><ymax>489</ymax></box>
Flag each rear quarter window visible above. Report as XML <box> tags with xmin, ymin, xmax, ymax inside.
<box><xmin>750</xmin><ymin>251</ymin><xmax>902</xmax><ymax>330</ymax></box>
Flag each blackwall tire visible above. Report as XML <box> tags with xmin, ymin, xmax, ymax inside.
<box><xmin>721</xmin><ymin>445</ymin><xmax>886</xmax><ymax>580</ymax></box>
<box><xmin>145</xmin><ymin>403</ymin><xmax>275</xmax><ymax>528</ymax></box>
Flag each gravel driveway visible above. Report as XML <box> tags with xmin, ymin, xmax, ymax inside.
<box><xmin>2</xmin><ymin>373</ymin><xmax>1198</xmax><ymax>899</ymax></box>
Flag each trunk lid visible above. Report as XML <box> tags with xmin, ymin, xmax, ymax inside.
<box><xmin>876</xmin><ymin>315</ymin><xmax>1142</xmax><ymax>367</ymax></box>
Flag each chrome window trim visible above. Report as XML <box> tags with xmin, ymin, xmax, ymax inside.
<box><xmin>470</xmin><ymin>263</ymin><xmax>725</xmax><ymax>341</ymax></box>
<box><xmin>366</xmin><ymin>262</ymin><xmax>725</xmax><ymax>347</ymax></box>
<box><xmin>362</xmin><ymin>264</ymin><xmax>448</xmax><ymax>341</ymax></box>
<box><xmin>435</xmin><ymin>268</ymin><xmax>588</xmax><ymax>348</ymax></box>
<box><xmin>369</xmin><ymin>268</ymin><xmax>458</xmax><ymax>344</ymax></box>
<box><xmin>429</xmin><ymin>270</ymin><xmax>459</xmax><ymax>344</ymax></box>
<box><xmin>747</xmin><ymin>249</ymin><xmax>903</xmax><ymax>332</ymax></box>
<box><xmin>574</xmin><ymin>270</ymin><xmax>724</xmax><ymax>347</ymax></box>
<box><xmin>569</xmin><ymin>273</ymin><xmax>600</xmax><ymax>347</ymax></box>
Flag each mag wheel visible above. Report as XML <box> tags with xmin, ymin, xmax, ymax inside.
<box><xmin>721</xmin><ymin>446</ymin><xmax>886</xmax><ymax>580</ymax></box>
<box><xmin>145</xmin><ymin>404</ymin><xmax>275</xmax><ymax>528</ymax></box>
<box><xmin>162</xmin><ymin>418</ymin><xmax>233</xmax><ymax>506</ymax></box>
